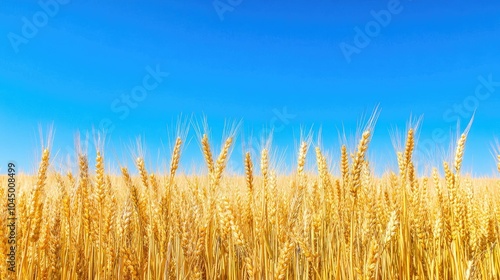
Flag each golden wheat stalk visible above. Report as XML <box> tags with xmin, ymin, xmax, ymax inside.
<box><xmin>350</xmin><ymin>131</ymin><xmax>371</xmax><ymax>199</ymax></box>
<box><xmin>202</xmin><ymin>134</ymin><xmax>215</xmax><ymax>174</ymax></box>
<box><xmin>169</xmin><ymin>137</ymin><xmax>183</xmax><ymax>180</ymax></box>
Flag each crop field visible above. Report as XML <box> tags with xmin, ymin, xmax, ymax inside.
<box><xmin>1</xmin><ymin>128</ymin><xmax>500</xmax><ymax>279</ymax></box>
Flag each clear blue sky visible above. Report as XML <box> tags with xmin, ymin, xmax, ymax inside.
<box><xmin>1</xmin><ymin>0</ymin><xmax>500</xmax><ymax>176</ymax></box>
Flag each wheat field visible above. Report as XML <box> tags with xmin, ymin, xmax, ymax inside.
<box><xmin>1</xmin><ymin>128</ymin><xmax>500</xmax><ymax>279</ymax></box>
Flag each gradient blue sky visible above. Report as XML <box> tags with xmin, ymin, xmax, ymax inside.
<box><xmin>1</xmin><ymin>0</ymin><xmax>500</xmax><ymax>175</ymax></box>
